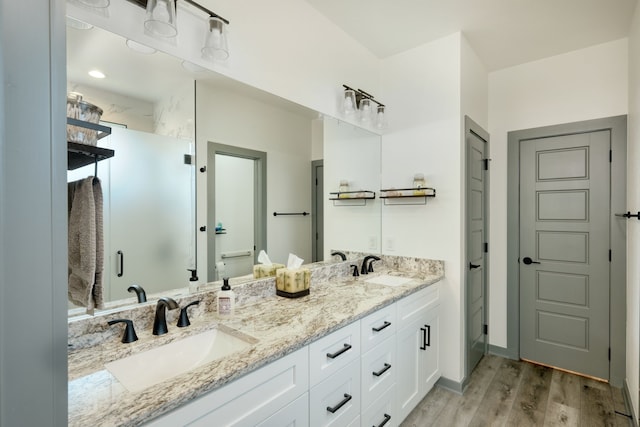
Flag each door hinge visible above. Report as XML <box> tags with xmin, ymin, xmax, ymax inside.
<box><xmin>483</xmin><ymin>158</ymin><xmax>491</xmax><ymax>170</ymax></box>
<box><xmin>484</xmin><ymin>242</ymin><xmax>488</xmax><ymax>253</ymax></box>
<box><xmin>610</xmin><ymin>150</ymin><xmax>613</xmax><ymax>162</ymax></box>
<box><xmin>483</xmin><ymin>324</ymin><xmax>488</xmax><ymax>335</ymax></box>
<box><xmin>609</xmin><ymin>249</ymin><xmax>612</xmax><ymax>262</ymax></box>
<box><xmin>315</xmin><ymin>178</ymin><xmax>318</xmax><ymax>186</ymax></box>
<box><xmin>608</xmin><ymin>347</ymin><xmax>611</xmax><ymax>361</ymax></box>
<box><xmin>316</xmin><ymin>232</ymin><xmax>318</xmax><ymax>240</ymax></box>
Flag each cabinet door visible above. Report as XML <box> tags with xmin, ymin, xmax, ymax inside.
<box><xmin>255</xmin><ymin>392</ymin><xmax>309</xmax><ymax>427</ymax></box>
<box><xmin>395</xmin><ymin>316</ymin><xmax>423</xmax><ymax>422</ymax></box>
<box><xmin>420</xmin><ymin>306</ymin><xmax>440</xmax><ymax>396</ymax></box>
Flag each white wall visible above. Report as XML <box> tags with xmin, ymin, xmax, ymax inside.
<box><xmin>627</xmin><ymin>4</ymin><xmax>640</xmax><ymax>420</ymax></box>
<box><xmin>461</xmin><ymin>36</ymin><xmax>489</xmax><ymax>130</ymax></box>
<box><xmin>488</xmin><ymin>39</ymin><xmax>629</xmax><ymax>348</ymax></box>
<box><xmin>381</xmin><ymin>33</ymin><xmax>465</xmax><ymax>382</ymax></box>
<box><xmin>195</xmin><ymin>82</ymin><xmax>313</xmax><ymax>275</ymax></box>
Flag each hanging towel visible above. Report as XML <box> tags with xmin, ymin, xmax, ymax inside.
<box><xmin>68</xmin><ymin>176</ymin><xmax>104</xmax><ymax>310</ymax></box>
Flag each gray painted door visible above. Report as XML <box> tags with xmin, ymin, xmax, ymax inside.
<box><xmin>519</xmin><ymin>130</ymin><xmax>610</xmax><ymax>380</ymax></box>
<box><xmin>312</xmin><ymin>161</ymin><xmax>324</xmax><ymax>262</ymax></box>
<box><xmin>466</xmin><ymin>124</ymin><xmax>488</xmax><ymax>375</ymax></box>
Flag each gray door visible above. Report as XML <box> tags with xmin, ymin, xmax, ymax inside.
<box><xmin>466</xmin><ymin>117</ymin><xmax>489</xmax><ymax>375</ymax></box>
<box><xmin>519</xmin><ymin>130</ymin><xmax>610</xmax><ymax>380</ymax></box>
<box><xmin>312</xmin><ymin>160</ymin><xmax>324</xmax><ymax>262</ymax></box>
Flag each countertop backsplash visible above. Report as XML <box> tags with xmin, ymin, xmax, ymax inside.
<box><xmin>68</xmin><ymin>254</ymin><xmax>443</xmax><ymax>351</ymax></box>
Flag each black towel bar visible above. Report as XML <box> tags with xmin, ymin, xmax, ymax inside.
<box><xmin>273</xmin><ymin>212</ymin><xmax>309</xmax><ymax>216</ymax></box>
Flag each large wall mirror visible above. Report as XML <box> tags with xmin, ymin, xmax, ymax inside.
<box><xmin>67</xmin><ymin>16</ymin><xmax>381</xmax><ymax>317</ymax></box>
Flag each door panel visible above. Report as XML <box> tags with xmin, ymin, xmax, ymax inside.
<box><xmin>520</xmin><ymin>130</ymin><xmax>610</xmax><ymax>380</ymax></box>
<box><xmin>466</xmin><ymin>121</ymin><xmax>489</xmax><ymax>376</ymax></box>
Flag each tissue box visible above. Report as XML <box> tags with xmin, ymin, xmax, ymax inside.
<box><xmin>276</xmin><ymin>268</ymin><xmax>311</xmax><ymax>298</ymax></box>
<box><xmin>253</xmin><ymin>263</ymin><xmax>285</xmax><ymax>279</ymax></box>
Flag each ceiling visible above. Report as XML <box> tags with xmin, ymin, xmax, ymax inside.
<box><xmin>304</xmin><ymin>0</ymin><xmax>638</xmax><ymax>71</ymax></box>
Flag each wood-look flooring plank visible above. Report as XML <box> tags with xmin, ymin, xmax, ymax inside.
<box><xmin>506</xmin><ymin>361</ymin><xmax>553</xmax><ymax>426</ymax></box>
<box><xmin>543</xmin><ymin>401</ymin><xmax>581</xmax><ymax>426</ymax></box>
<box><xmin>467</xmin><ymin>358</ymin><xmax>525</xmax><ymax>427</ymax></box>
<box><xmin>580</xmin><ymin>377</ymin><xmax>617</xmax><ymax>427</ymax></box>
<box><xmin>403</xmin><ymin>356</ymin><xmax>632</xmax><ymax>427</ymax></box>
<box><xmin>548</xmin><ymin>369</ymin><xmax>581</xmax><ymax>409</ymax></box>
<box><xmin>427</xmin><ymin>355</ymin><xmax>503</xmax><ymax>426</ymax></box>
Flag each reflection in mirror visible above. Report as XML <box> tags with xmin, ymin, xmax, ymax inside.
<box><xmin>67</xmin><ymin>23</ymin><xmax>197</xmax><ymax>314</ymax></box>
<box><xmin>323</xmin><ymin>117</ymin><xmax>382</xmax><ymax>257</ymax></box>
<box><xmin>66</xmin><ymin>14</ymin><xmax>383</xmax><ymax>318</ymax></box>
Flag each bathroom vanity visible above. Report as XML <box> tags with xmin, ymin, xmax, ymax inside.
<box><xmin>67</xmin><ymin>256</ymin><xmax>443</xmax><ymax>426</ymax></box>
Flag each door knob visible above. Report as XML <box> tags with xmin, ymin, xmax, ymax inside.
<box><xmin>522</xmin><ymin>257</ymin><xmax>540</xmax><ymax>265</ymax></box>
<box><xmin>469</xmin><ymin>263</ymin><xmax>481</xmax><ymax>269</ymax></box>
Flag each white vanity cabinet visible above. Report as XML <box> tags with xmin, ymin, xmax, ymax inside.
<box><xmin>396</xmin><ymin>285</ymin><xmax>440</xmax><ymax>422</ymax></box>
<box><xmin>146</xmin><ymin>346</ymin><xmax>309</xmax><ymax>427</ymax></box>
<box><xmin>146</xmin><ymin>283</ymin><xmax>440</xmax><ymax>427</ymax></box>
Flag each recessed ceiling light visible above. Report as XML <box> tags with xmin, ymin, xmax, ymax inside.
<box><xmin>126</xmin><ymin>39</ymin><xmax>157</xmax><ymax>55</ymax></box>
<box><xmin>88</xmin><ymin>70</ymin><xmax>106</xmax><ymax>79</ymax></box>
<box><xmin>66</xmin><ymin>16</ymin><xmax>93</xmax><ymax>30</ymax></box>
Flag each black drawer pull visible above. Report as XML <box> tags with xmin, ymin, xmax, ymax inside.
<box><xmin>117</xmin><ymin>250</ymin><xmax>124</xmax><ymax>277</ymax></box>
<box><xmin>373</xmin><ymin>413</ymin><xmax>391</xmax><ymax>427</ymax></box>
<box><xmin>425</xmin><ymin>324</ymin><xmax>431</xmax><ymax>347</ymax></box>
<box><xmin>372</xmin><ymin>363</ymin><xmax>391</xmax><ymax>377</ymax></box>
<box><xmin>326</xmin><ymin>393</ymin><xmax>352</xmax><ymax>414</ymax></box>
<box><xmin>372</xmin><ymin>321</ymin><xmax>391</xmax><ymax>332</ymax></box>
<box><xmin>420</xmin><ymin>326</ymin><xmax>427</xmax><ymax>350</ymax></box>
<box><xmin>326</xmin><ymin>343</ymin><xmax>351</xmax><ymax>359</ymax></box>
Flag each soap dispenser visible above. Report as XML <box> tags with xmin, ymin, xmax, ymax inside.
<box><xmin>217</xmin><ymin>277</ymin><xmax>235</xmax><ymax>318</ymax></box>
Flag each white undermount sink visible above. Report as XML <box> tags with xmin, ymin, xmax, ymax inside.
<box><xmin>105</xmin><ymin>328</ymin><xmax>255</xmax><ymax>392</ymax></box>
<box><xmin>364</xmin><ymin>274</ymin><xmax>413</xmax><ymax>287</ymax></box>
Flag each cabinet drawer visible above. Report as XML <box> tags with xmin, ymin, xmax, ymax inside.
<box><xmin>309</xmin><ymin>321</ymin><xmax>360</xmax><ymax>386</ymax></box>
<box><xmin>361</xmin><ymin>335</ymin><xmax>396</xmax><ymax>410</ymax></box>
<box><xmin>360</xmin><ymin>303</ymin><xmax>397</xmax><ymax>353</ymax></box>
<box><xmin>361</xmin><ymin>384</ymin><xmax>397</xmax><ymax>427</ymax></box>
<box><xmin>310</xmin><ymin>359</ymin><xmax>361</xmax><ymax>427</ymax></box>
<box><xmin>147</xmin><ymin>347</ymin><xmax>309</xmax><ymax>427</ymax></box>
<box><xmin>255</xmin><ymin>392</ymin><xmax>309</xmax><ymax>427</ymax></box>
<box><xmin>396</xmin><ymin>284</ymin><xmax>439</xmax><ymax>330</ymax></box>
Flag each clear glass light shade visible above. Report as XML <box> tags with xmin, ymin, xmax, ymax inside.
<box><xmin>78</xmin><ymin>0</ymin><xmax>110</xmax><ymax>7</ymax></box>
<box><xmin>359</xmin><ymin>97</ymin><xmax>372</xmax><ymax>123</ymax></box>
<box><xmin>145</xmin><ymin>0</ymin><xmax>178</xmax><ymax>38</ymax></box>
<box><xmin>202</xmin><ymin>17</ymin><xmax>229</xmax><ymax>61</ymax></box>
<box><xmin>375</xmin><ymin>105</ymin><xmax>387</xmax><ymax>130</ymax></box>
<box><xmin>342</xmin><ymin>89</ymin><xmax>357</xmax><ymax>115</ymax></box>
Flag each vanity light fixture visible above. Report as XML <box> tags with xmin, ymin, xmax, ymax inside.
<box><xmin>66</xmin><ymin>16</ymin><xmax>94</xmax><ymax>30</ymax></box>
<box><xmin>144</xmin><ymin>0</ymin><xmax>178</xmax><ymax>38</ymax></box>
<box><xmin>125</xmin><ymin>0</ymin><xmax>230</xmax><ymax>60</ymax></box>
<box><xmin>341</xmin><ymin>85</ymin><xmax>387</xmax><ymax>129</ymax></box>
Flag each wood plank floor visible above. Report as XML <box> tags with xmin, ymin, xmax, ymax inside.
<box><xmin>400</xmin><ymin>355</ymin><xmax>633</xmax><ymax>427</ymax></box>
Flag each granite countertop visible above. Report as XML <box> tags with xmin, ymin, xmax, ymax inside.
<box><xmin>68</xmin><ymin>269</ymin><xmax>443</xmax><ymax>426</ymax></box>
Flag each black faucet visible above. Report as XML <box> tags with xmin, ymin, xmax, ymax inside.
<box><xmin>177</xmin><ymin>300</ymin><xmax>200</xmax><ymax>328</ymax></box>
<box><xmin>361</xmin><ymin>255</ymin><xmax>381</xmax><ymax>275</ymax></box>
<box><xmin>153</xmin><ymin>297</ymin><xmax>179</xmax><ymax>335</ymax></box>
<box><xmin>127</xmin><ymin>284</ymin><xmax>147</xmax><ymax>303</ymax></box>
<box><xmin>350</xmin><ymin>264</ymin><xmax>359</xmax><ymax>277</ymax></box>
<box><xmin>331</xmin><ymin>251</ymin><xmax>347</xmax><ymax>261</ymax></box>
<box><xmin>108</xmin><ymin>319</ymin><xmax>138</xmax><ymax>344</ymax></box>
